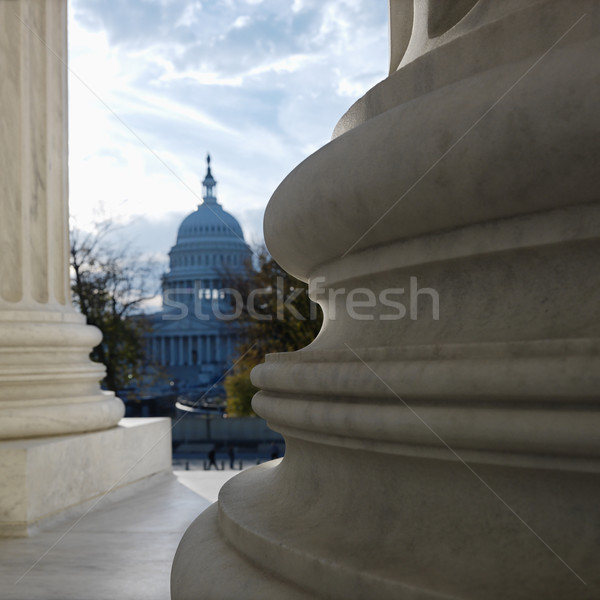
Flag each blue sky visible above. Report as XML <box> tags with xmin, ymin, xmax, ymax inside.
<box><xmin>68</xmin><ymin>0</ymin><xmax>390</xmax><ymax>263</ymax></box>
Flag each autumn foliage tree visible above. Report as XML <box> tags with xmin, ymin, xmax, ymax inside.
<box><xmin>223</xmin><ymin>247</ymin><xmax>322</xmax><ymax>416</ymax></box>
<box><xmin>70</xmin><ymin>223</ymin><xmax>158</xmax><ymax>392</ymax></box>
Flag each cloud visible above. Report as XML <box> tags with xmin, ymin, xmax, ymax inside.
<box><xmin>68</xmin><ymin>0</ymin><xmax>389</xmax><ymax>274</ymax></box>
<box><xmin>175</xmin><ymin>2</ymin><xmax>203</xmax><ymax>28</ymax></box>
<box><xmin>232</xmin><ymin>15</ymin><xmax>251</xmax><ymax>29</ymax></box>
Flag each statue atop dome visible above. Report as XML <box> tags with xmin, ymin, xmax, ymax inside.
<box><xmin>202</xmin><ymin>153</ymin><xmax>218</xmax><ymax>204</ymax></box>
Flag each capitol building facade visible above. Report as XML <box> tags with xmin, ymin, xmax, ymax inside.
<box><xmin>147</xmin><ymin>157</ymin><xmax>251</xmax><ymax>389</ymax></box>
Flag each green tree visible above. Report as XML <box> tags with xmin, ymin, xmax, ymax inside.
<box><xmin>223</xmin><ymin>247</ymin><xmax>322</xmax><ymax>416</ymax></box>
<box><xmin>70</xmin><ymin>222</ymin><xmax>158</xmax><ymax>392</ymax></box>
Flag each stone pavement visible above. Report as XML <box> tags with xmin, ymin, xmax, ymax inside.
<box><xmin>0</xmin><ymin>469</ymin><xmax>239</xmax><ymax>600</ymax></box>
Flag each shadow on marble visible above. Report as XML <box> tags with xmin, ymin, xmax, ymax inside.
<box><xmin>0</xmin><ymin>470</ymin><xmax>237</xmax><ymax>600</ymax></box>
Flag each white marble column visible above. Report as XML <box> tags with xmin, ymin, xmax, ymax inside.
<box><xmin>173</xmin><ymin>1</ymin><xmax>600</xmax><ymax>598</ymax></box>
<box><xmin>215</xmin><ymin>333</ymin><xmax>221</xmax><ymax>363</ymax></box>
<box><xmin>160</xmin><ymin>337</ymin><xmax>166</xmax><ymax>365</ymax></box>
<box><xmin>169</xmin><ymin>337</ymin><xmax>175</xmax><ymax>366</ymax></box>
<box><xmin>0</xmin><ymin>0</ymin><xmax>123</xmax><ymax>439</ymax></box>
<box><xmin>206</xmin><ymin>335</ymin><xmax>212</xmax><ymax>363</ymax></box>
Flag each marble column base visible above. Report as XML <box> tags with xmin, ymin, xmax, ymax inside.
<box><xmin>0</xmin><ymin>418</ymin><xmax>172</xmax><ymax>537</ymax></box>
<box><xmin>172</xmin><ymin>500</ymin><xmax>313</xmax><ymax>600</ymax></box>
<box><xmin>171</xmin><ymin>2</ymin><xmax>600</xmax><ymax>598</ymax></box>
<box><xmin>0</xmin><ymin>310</ymin><xmax>125</xmax><ymax>439</ymax></box>
<box><xmin>172</xmin><ymin>441</ymin><xmax>600</xmax><ymax>600</ymax></box>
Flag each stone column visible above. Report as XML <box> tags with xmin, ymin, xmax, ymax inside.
<box><xmin>0</xmin><ymin>0</ymin><xmax>123</xmax><ymax>439</ymax></box>
<box><xmin>215</xmin><ymin>334</ymin><xmax>221</xmax><ymax>364</ymax></box>
<box><xmin>173</xmin><ymin>1</ymin><xmax>600</xmax><ymax>598</ymax></box>
<box><xmin>226</xmin><ymin>335</ymin><xmax>232</xmax><ymax>362</ymax></box>
<box><xmin>0</xmin><ymin>0</ymin><xmax>172</xmax><ymax>538</ymax></box>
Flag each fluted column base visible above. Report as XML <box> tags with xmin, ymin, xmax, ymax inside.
<box><xmin>173</xmin><ymin>435</ymin><xmax>600</xmax><ymax>600</ymax></box>
<box><xmin>172</xmin><ymin>498</ymin><xmax>313</xmax><ymax>600</ymax></box>
<box><xmin>172</xmin><ymin>2</ymin><xmax>600</xmax><ymax>597</ymax></box>
<box><xmin>0</xmin><ymin>309</ymin><xmax>124</xmax><ymax>439</ymax></box>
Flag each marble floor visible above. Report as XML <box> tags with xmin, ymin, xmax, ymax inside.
<box><xmin>0</xmin><ymin>469</ymin><xmax>239</xmax><ymax>600</ymax></box>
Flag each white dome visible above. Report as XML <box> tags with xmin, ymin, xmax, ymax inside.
<box><xmin>176</xmin><ymin>203</ymin><xmax>245</xmax><ymax>242</ymax></box>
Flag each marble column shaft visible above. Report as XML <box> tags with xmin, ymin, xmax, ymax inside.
<box><xmin>0</xmin><ymin>0</ymin><xmax>123</xmax><ymax>439</ymax></box>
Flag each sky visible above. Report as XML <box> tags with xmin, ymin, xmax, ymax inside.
<box><xmin>67</xmin><ymin>0</ymin><xmax>390</xmax><ymax>264</ymax></box>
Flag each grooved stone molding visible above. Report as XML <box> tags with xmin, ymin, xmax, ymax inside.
<box><xmin>0</xmin><ymin>0</ymin><xmax>69</xmax><ymax>308</ymax></box>
<box><xmin>0</xmin><ymin>0</ymin><xmax>124</xmax><ymax>439</ymax></box>
<box><xmin>171</xmin><ymin>0</ymin><xmax>600</xmax><ymax>598</ymax></box>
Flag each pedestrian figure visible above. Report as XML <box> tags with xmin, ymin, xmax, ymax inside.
<box><xmin>270</xmin><ymin>442</ymin><xmax>279</xmax><ymax>460</ymax></box>
<box><xmin>208</xmin><ymin>447</ymin><xmax>218</xmax><ymax>470</ymax></box>
<box><xmin>228</xmin><ymin>445</ymin><xmax>235</xmax><ymax>470</ymax></box>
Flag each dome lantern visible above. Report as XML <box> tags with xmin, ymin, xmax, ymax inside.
<box><xmin>202</xmin><ymin>154</ymin><xmax>217</xmax><ymax>204</ymax></box>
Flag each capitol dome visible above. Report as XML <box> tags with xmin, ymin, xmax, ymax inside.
<box><xmin>176</xmin><ymin>202</ymin><xmax>244</xmax><ymax>242</ymax></box>
<box><xmin>147</xmin><ymin>155</ymin><xmax>252</xmax><ymax>387</ymax></box>
<box><xmin>165</xmin><ymin>155</ymin><xmax>251</xmax><ymax>275</ymax></box>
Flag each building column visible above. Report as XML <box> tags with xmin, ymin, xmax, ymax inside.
<box><xmin>173</xmin><ymin>2</ymin><xmax>600</xmax><ymax>598</ymax></box>
<box><xmin>193</xmin><ymin>280</ymin><xmax>199</xmax><ymax>317</ymax></box>
<box><xmin>0</xmin><ymin>0</ymin><xmax>123</xmax><ymax>440</ymax></box>
<box><xmin>188</xmin><ymin>335</ymin><xmax>194</xmax><ymax>365</ymax></box>
<box><xmin>177</xmin><ymin>336</ymin><xmax>183</xmax><ymax>366</ymax></box>
<box><xmin>215</xmin><ymin>334</ymin><xmax>221</xmax><ymax>364</ymax></box>
<box><xmin>0</xmin><ymin>0</ymin><xmax>172</xmax><ymax>538</ymax></box>
<box><xmin>160</xmin><ymin>337</ymin><xmax>166</xmax><ymax>365</ymax></box>
<box><xmin>169</xmin><ymin>337</ymin><xmax>175</xmax><ymax>366</ymax></box>
<box><xmin>205</xmin><ymin>335</ymin><xmax>211</xmax><ymax>363</ymax></box>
